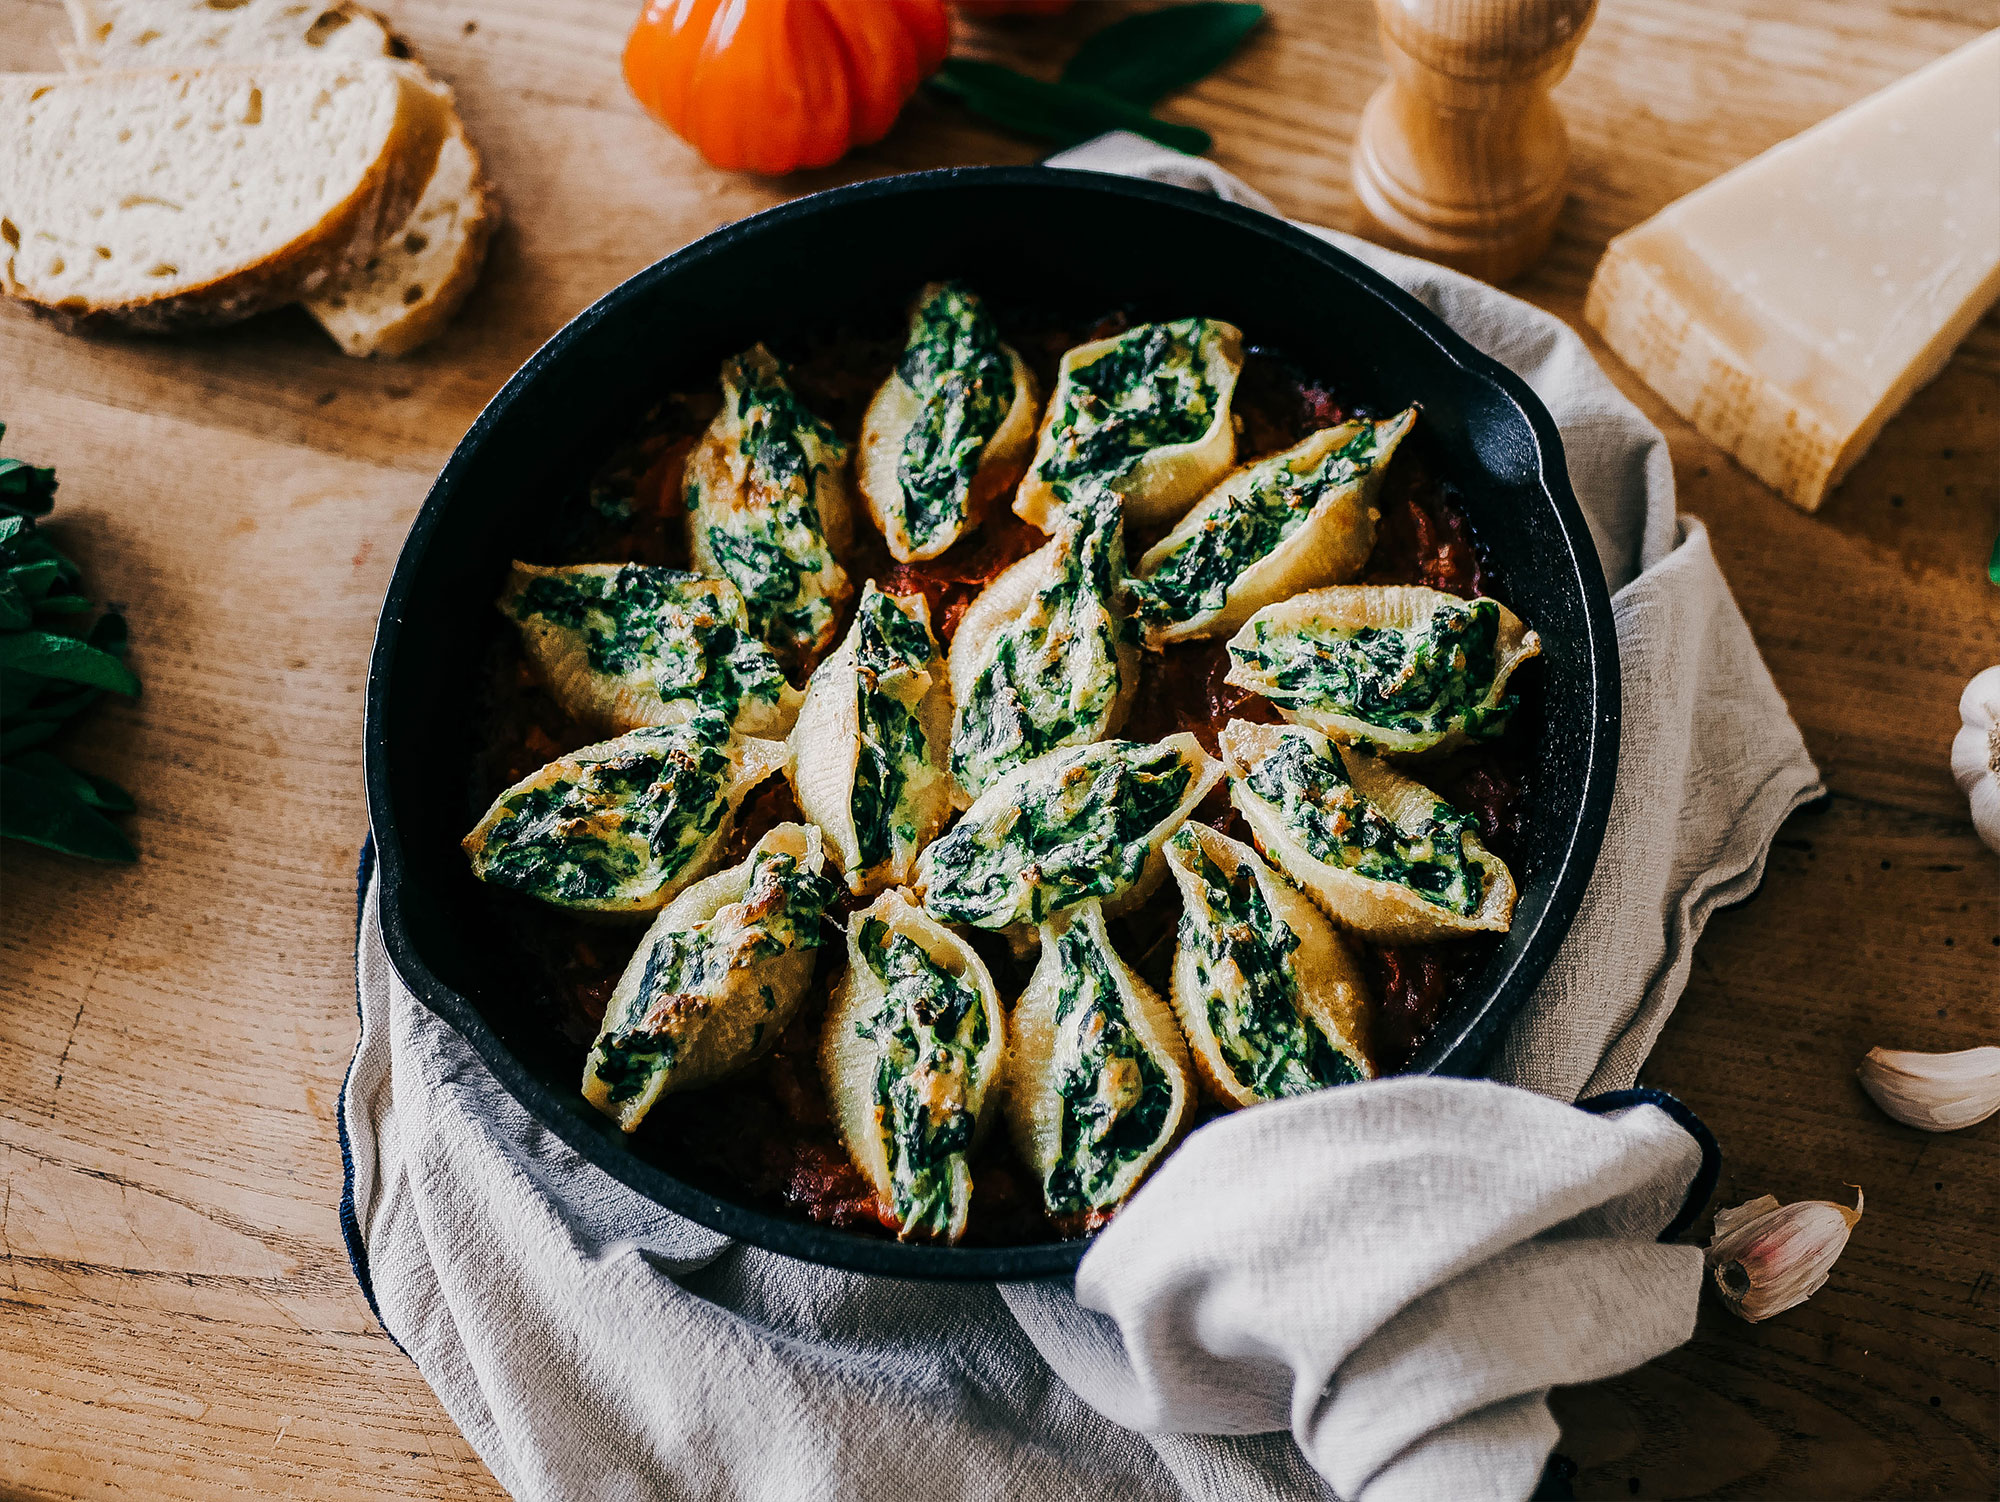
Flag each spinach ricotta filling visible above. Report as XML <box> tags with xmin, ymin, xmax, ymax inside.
<box><xmin>1039</xmin><ymin>319</ymin><xmax>1221</xmax><ymax>501</ymax></box>
<box><xmin>894</xmin><ymin>283</ymin><xmax>1015</xmax><ymax>552</ymax></box>
<box><xmin>849</xmin><ymin>585</ymin><xmax>945</xmax><ymax>870</ymax></box>
<box><xmin>1130</xmin><ymin>420</ymin><xmax>1399</xmax><ymax>627</ymax></box>
<box><xmin>693</xmin><ymin>348</ymin><xmax>848</xmax><ymax>656</ymax></box>
<box><xmin>587</xmin><ymin>844</ymin><xmax>836</xmax><ymax>1104</ymax></box>
<box><xmin>1232</xmin><ymin>595</ymin><xmax>1513</xmax><ymax>739</ymax></box>
<box><xmin>951</xmin><ymin>488</ymin><xmax>1131</xmax><ymax>795</ymax></box>
<box><xmin>472</xmin><ymin>710</ymin><xmax>737</xmax><ymax>907</ymax></box>
<box><xmin>1242</xmin><ymin>731</ymin><xmax>1483</xmax><ymax>915</ymax></box>
<box><xmin>510</xmin><ymin>566</ymin><xmax>790</xmax><ymax>725</ymax></box>
<box><xmin>923</xmin><ymin>738</ymin><xmax>1195</xmax><ymax>928</ymax></box>
<box><xmin>1169</xmin><ymin>827</ymin><xmax>1363</xmax><ymax>1099</ymax></box>
<box><xmin>853</xmin><ymin>916</ymin><xmax>989</xmax><ymax>1237</ymax></box>
<box><xmin>1043</xmin><ymin>917</ymin><xmax>1174</xmax><ymax>1214</ymax></box>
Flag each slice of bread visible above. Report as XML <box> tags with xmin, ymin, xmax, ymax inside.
<box><xmin>59</xmin><ymin>0</ymin><xmax>500</xmax><ymax>358</ymax></box>
<box><xmin>59</xmin><ymin>0</ymin><xmax>403</xmax><ymax>71</ymax></box>
<box><xmin>0</xmin><ymin>60</ymin><xmax>450</xmax><ymax>331</ymax></box>
<box><xmin>304</xmin><ymin>119</ymin><xmax>496</xmax><ymax>357</ymax></box>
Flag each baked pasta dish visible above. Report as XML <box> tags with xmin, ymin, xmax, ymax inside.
<box><xmin>465</xmin><ymin>283</ymin><xmax>1544</xmax><ymax>1245</ymax></box>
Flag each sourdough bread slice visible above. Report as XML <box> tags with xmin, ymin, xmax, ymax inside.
<box><xmin>304</xmin><ymin>119</ymin><xmax>496</xmax><ymax>357</ymax></box>
<box><xmin>0</xmin><ymin>59</ymin><xmax>450</xmax><ymax>331</ymax></box>
<box><xmin>60</xmin><ymin>0</ymin><xmax>402</xmax><ymax>71</ymax></box>
<box><xmin>59</xmin><ymin>0</ymin><xmax>500</xmax><ymax>357</ymax></box>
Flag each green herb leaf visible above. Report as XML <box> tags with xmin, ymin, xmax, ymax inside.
<box><xmin>89</xmin><ymin>609</ymin><xmax>129</xmax><ymax>655</ymax></box>
<box><xmin>0</xmin><ymin>581</ymin><xmax>26</xmax><ymax>631</ymax></box>
<box><xmin>0</xmin><ymin>760</ymin><xmax>136</xmax><ymax>861</ymax></box>
<box><xmin>1061</xmin><ymin>2</ymin><xmax>1264</xmax><ymax>107</ymax></box>
<box><xmin>0</xmin><ymin>720</ymin><xmax>58</xmax><ymax>755</ymax></box>
<box><xmin>0</xmin><ymin>456</ymin><xmax>57</xmax><ymax>519</ymax></box>
<box><xmin>9</xmin><ymin>749</ymin><xmax>135</xmax><ymax>812</ymax></box>
<box><xmin>0</xmin><ymin>629</ymin><xmax>140</xmax><ymax>695</ymax></box>
<box><xmin>1989</xmin><ymin>527</ymin><xmax>1999</xmax><ymax>587</ymax></box>
<box><xmin>10</xmin><ymin>681</ymin><xmax>102</xmax><ymax>724</ymax></box>
<box><xmin>930</xmin><ymin>59</ymin><xmax>1212</xmax><ymax>155</ymax></box>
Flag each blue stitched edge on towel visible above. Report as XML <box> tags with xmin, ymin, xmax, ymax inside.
<box><xmin>1574</xmin><ymin>1087</ymin><xmax>1721</xmax><ymax>1243</ymax></box>
<box><xmin>339</xmin><ymin>836</ymin><xmax>401</xmax><ymax>1351</ymax></box>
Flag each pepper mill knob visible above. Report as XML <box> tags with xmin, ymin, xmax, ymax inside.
<box><xmin>1352</xmin><ymin>0</ymin><xmax>1598</xmax><ymax>282</ymax></box>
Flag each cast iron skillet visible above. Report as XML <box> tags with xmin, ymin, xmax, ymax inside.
<box><xmin>364</xmin><ymin>166</ymin><xmax>1620</xmax><ymax>1281</ymax></box>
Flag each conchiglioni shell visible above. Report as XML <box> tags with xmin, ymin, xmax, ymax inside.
<box><xmin>788</xmin><ymin>586</ymin><xmax>955</xmax><ymax>895</ymax></box>
<box><xmin>1015</xmin><ymin>319</ymin><xmax>1245</xmax><ymax>532</ymax></box>
<box><xmin>1134</xmin><ymin>409</ymin><xmax>1416</xmax><ymax>648</ymax></box>
<box><xmin>1218</xmin><ymin>719</ymin><xmax>1516</xmax><ymax>942</ymax></box>
<box><xmin>499</xmin><ymin>562</ymin><xmax>804</xmax><ymax>737</ymax></box>
<box><xmin>1163</xmin><ymin>824</ymin><xmax>1377</xmax><ymax>1110</ymax></box>
<box><xmin>582</xmin><ymin>823</ymin><xmax>829</xmax><ymax>1131</ymax></box>
<box><xmin>684</xmin><ymin>345</ymin><xmax>853</xmax><ymax>669</ymax></box>
<box><xmin>859</xmin><ymin>326</ymin><xmax>1040</xmax><ymax>562</ymax></box>
<box><xmin>945</xmin><ymin>521</ymin><xmax>1142</xmax><ymax>806</ymax></box>
<box><xmin>820</xmin><ymin>890</ymin><xmax>1007</xmax><ymax>1243</ymax></box>
<box><xmin>1226</xmin><ymin>584</ymin><xmax>1541</xmax><ymax>756</ymax></box>
<box><xmin>1004</xmin><ymin>900</ymin><xmax>1194</xmax><ymax>1217</ymax></box>
<box><xmin>461</xmin><ymin>726</ymin><xmax>793</xmax><ymax>920</ymax></box>
<box><xmin>914</xmin><ymin>732</ymin><xmax>1222</xmax><ymax>935</ymax></box>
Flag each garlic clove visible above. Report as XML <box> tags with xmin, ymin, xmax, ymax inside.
<box><xmin>1857</xmin><ymin>1045</ymin><xmax>2000</xmax><ymax>1132</ymax></box>
<box><xmin>1706</xmin><ymin>1189</ymin><xmax>1862</xmax><ymax>1323</ymax></box>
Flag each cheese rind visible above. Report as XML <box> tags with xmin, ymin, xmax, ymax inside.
<box><xmin>1586</xmin><ymin>31</ymin><xmax>2000</xmax><ymax>511</ymax></box>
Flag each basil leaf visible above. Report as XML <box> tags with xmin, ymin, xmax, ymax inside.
<box><xmin>0</xmin><ymin>761</ymin><xmax>136</xmax><ymax>861</ymax></box>
<box><xmin>11</xmin><ymin>681</ymin><xmax>101</xmax><ymax>724</ymax></box>
<box><xmin>0</xmin><ymin>456</ymin><xmax>57</xmax><ymax>518</ymax></box>
<box><xmin>9</xmin><ymin>749</ymin><xmax>135</xmax><ymax>812</ymax></box>
<box><xmin>0</xmin><ymin>629</ymin><xmax>141</xmax><ymax>695</ymax></box>
<box><xmin>930</xmin><ymin>60</ymin><xmax>1212</xmax><ymax>155</ymax></box>
<box><xmin>1062</xmin><ymin>2</ymin><xmax>1264</xmax><ymax>107</ymax></box>
<box><xmin>91</xmin><ymin>609</ymin><xmax>129</xmax><ymax>654</ymax></box>
<box><xmin>1989</xmin><ymin>527</ymin><xmax>1999</xmax><ymax>587</ymax></box>
<box><xmin>0</xmin><ymin>581</ymin><xmax>26</xmax><ymax>631</ymax></box>
<box><xmin>1</xmin><ymin>720</ymin><xmax>58</xmax><ymax>755</ymax></box>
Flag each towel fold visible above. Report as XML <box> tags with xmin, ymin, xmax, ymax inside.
<box><xmin>341</xmin><ymin>136</ymin><xmax>1819</xmax><ymax>1502</ymax></box>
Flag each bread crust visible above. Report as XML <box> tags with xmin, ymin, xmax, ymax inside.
<box><xmin>2</xmin><ymin>62</ymin><xmax>451</xmax><ymax>334</ymax></box>
<box><xmin>306</xmin><ymin>125</ymin><xmax>500</xmax><ymax>358</ymax></box>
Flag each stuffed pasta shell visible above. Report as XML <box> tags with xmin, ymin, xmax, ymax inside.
<box><xmin>499</xmin><ymin>562</ymin><xmax>802</xmax><ymax>737</ymax></box>
<box><xmin>685</xmin><ymin>344</ymin><xmax>854</xmax><ymax>671</ymax></box>
<box><xmin>821</xmin><ymin>890</ymin><xmax>1006</xmax><ymax>1243</ymax></box>
<box><xmin>917</xmin><ymin>732</ymin><xmax>1221</xmax><ymax>932</ymax></box>
<box><xmin>1007</xmin><ymin>900</ymin><xmax>1193</xmax><ymax>1223</ymax></box>
<box><xmin>1163</xmin><ymin>823</ymin><xmax>1376</xmax><ymax>1109</ymax></box>
<box><xmin>582</xmin><ymin>823</ymin><xmax>837</xmax><ymax>1132</ymax></box>
<box><xmin>788</xmin><ymin>582</ymin><xmax>954</xmax><ymax>895</ymax></box>
<box><xmin>1218</xmin><ymin>720</ymin><xmax>1516</xmax><ymax>942</ymax></box>
<box><xmin>858</xmin><ymin>281</ymin><xmax>1040</xmax><ymax>562</ymax></box>
<box><xmin>1226</xmin><ymin>585</ymin><xmax>1541</xmax><ymax>755</ymax></box>
<box><xmin>1015</xmin><ymin>318</ymin><xmax>1244</xmax><ymax>531</ymax></box>
<box><xmin>1128</xmin><ymin>408</ymin><xmax>1417</xmax><ymax>647</ymax></box>
<box><xmin>462</xmin><ymin>711</ymin><xmax>790</xmax><ymax>918</ymax></box>
<box><xmin>947</xmin><ymin>486</ymin><xmax>1139</xmax><ymax>799</ymax></box>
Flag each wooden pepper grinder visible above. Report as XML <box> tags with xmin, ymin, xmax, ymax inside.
<box><xmin>1352</xmin><ymin>0</ymin><xmax>1598</xmax><ymax>283</ymax></box>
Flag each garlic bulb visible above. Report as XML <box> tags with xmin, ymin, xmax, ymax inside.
<box><xmin>1954</xmin><ymin>666</ymin><xmax>2000</xmax><ymax>853</ymax></box>
<box><xmin>1706</xmin><ymin>1190</ymin><xmax>1862</xmax><ymax>1323</ymax></box>
<box><xmin>1858</xmin><ymin>1045</ymin><xmax>2000</xmax><ymax>1131</ymax></box>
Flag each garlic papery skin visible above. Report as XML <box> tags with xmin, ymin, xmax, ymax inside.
<box><xmin>1954</xmin><ymin>665</ymin><xmax>2000</xmax><ymax>854</ymax></box>
<box><xmin>1706</xmin><ymin>1190</ymin><xmax>1862</xmax><ymax>1323</ymax></box>
<box><xmin>1858</xmin><ymin>1045</ymin><xmax>2000</xmax><ymax>1131</ymax></box>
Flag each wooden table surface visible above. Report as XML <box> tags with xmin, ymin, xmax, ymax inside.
<box><xmin>2</xmin><ymin>1</ymin><xmax>1994</xmax><ymax>1497</ymax></box>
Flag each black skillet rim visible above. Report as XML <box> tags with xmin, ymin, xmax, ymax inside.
<box><xmin>363</xmin><ymin>165</ymin><xmax>1622</xmax><ymax>1282</ymax></box>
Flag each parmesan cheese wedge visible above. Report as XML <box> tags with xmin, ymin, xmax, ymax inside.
<box><xmin>1585</xmin><ymin>31</ymin><xmax>2000</xmax><ymax>512</ymax></box>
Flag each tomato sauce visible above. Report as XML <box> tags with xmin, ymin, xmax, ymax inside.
<box><xmin>470</xmin><ymin>310</ymin><xmax>1536</xmax><ymax>1243</ymax></box>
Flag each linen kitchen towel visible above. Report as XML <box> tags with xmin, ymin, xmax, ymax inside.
<box><xmin>342</xmin><ymin>138</ymin><xmax>1818</xmax><ymax>1502</ymax></box>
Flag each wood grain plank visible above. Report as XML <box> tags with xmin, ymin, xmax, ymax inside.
<box><xmin>1</xmin><ymin>1</ymin><xmax>1993</xmax><ymax>1498</ymax></box>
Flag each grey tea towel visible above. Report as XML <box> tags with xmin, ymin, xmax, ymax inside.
<box><xmin>341</xmin><ymin>137</ymin><xmax>1823</xmax><ymax>1501</ymax></box>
